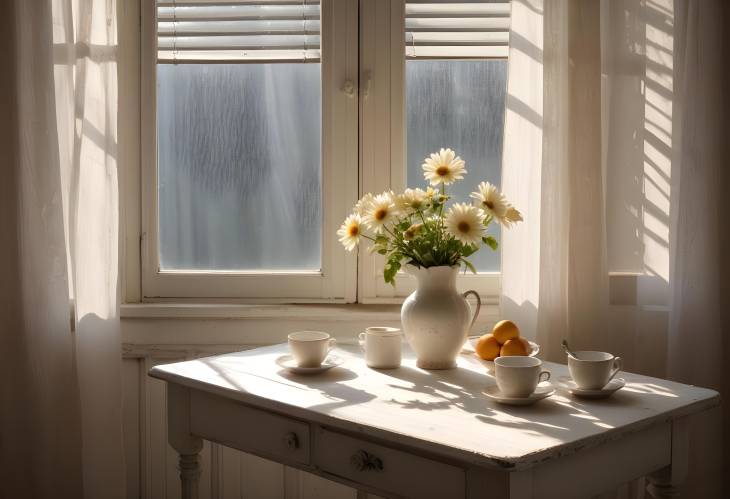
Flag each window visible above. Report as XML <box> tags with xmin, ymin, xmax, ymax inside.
<box><xmin>140</xmin><ymin>0</ymin><xmax>509</xmax><ymax>302</ymax></box>
<box><xmin>142</xmin><ymin>0</ymin><xmax>358</xmax><ymax>301</ymax></box>
<box><xmin>405</xmin><ymin>0</ymin><xmax>510</xmax><ymax>272</ymax></box>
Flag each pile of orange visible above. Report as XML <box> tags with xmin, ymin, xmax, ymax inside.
<box><xmin>475</xmin><ymin>320</ymin><xmax>531</xmax><ymax>361</ymax></box>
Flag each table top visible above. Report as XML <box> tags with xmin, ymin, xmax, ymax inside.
<box><xmin>150</xmin><ymin>343</ymin><xmax>718</xmax><ymax>470</ymax></box>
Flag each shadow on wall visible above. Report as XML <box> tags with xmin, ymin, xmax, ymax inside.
<box><xmin>601</xmin><ymin>0</ymin><xmax>674</xmax><ymax>379</ymax></box>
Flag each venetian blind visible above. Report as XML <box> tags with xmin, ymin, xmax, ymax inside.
<box><xmin>405</xmin><ymin>1</ymin><xmax>511</xmax><ymax>59</ymax></box>
<box><xmin>156</xmin><ymin>0</ymin><xmax>321</xmax><ymax>63</ymax></box>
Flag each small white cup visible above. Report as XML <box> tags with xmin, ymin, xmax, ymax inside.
<box><xmin>358</xmin><ymin>326</ymin><xmax>402</xmax><ymax>369</ymax></box>
<box><xmin>288</xmin><ymin>331</ymin><xmax>336</xmax><ymax>368</ymax></box>
<box><xmin>568</xmin><ymin>351</ymin><xmax>622</xmax><ymax>390</ymax></box>
<box><xmin>494</xmin><ymin>356</ymin><xmax>551</xmax><ymax>398</ymax></box>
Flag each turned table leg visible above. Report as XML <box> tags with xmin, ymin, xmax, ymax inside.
<box><xmin>168</xmin><ymin>384</ymin><xmax>204</xmax><ymax>499</ymax></box>
<box><xmin>647</xmin><ymin>418</ymin><xmax>689</xmax><ymax>498</ymax></box>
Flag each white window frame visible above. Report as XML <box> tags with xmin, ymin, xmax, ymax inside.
<box><xmin>357</xmin><ymin>0</ymin><xmax>502</xmax><ymax>304</ymax></box>
<box><xmin>140</xmin><ymin>0</ymin><xmax>359</xmax><ymax>302</ymax></box>
<box><xmin>137</xmin><ymin>0</ymin><xmax>504</xmax><ymax>304</ymax></box>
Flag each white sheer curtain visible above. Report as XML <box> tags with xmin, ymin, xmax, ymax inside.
<box><xmin>1</xmin><ymin>0</ymin><xmax>125</xmax><ymax>497</ymax></box>
<box><xmin>502</xmin><ymin>0</ymin><xmax>728</xmax><ymax>496</ymax></box>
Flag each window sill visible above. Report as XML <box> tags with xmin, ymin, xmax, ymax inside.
<box><xmin>120</xmin><ymin>302</ymin><xmax>404</xmax><ymax>321</ymax></box>
<box><xmin>120</xmin><ymin>302</ymin><xmax>500</xmax><ymax>351</ymax></box>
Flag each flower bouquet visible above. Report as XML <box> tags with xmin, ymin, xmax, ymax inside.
<box><xmin>337</xmin><ymin>148</ymin><xmax>522</xmax><ymax>284</ymax></box>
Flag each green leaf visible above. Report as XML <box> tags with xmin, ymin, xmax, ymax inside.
<box><xmin>383</xmin><ymin>254</ymin><xmax>402</xmax><ymax>286</ymax></box>
<box><xmin>482</xmin><ymin>236</ymin><xmax>498</xmax><ymax>250</ymax></box>
<box><xmin>461</xmin><ymin>258</ymin><xmax>477</xmax><ymax>274</ymax></box>
<box><xmin>461</xmin><ymin>243</ymin><xmax>478</xmax><ymax>257</ymax></box>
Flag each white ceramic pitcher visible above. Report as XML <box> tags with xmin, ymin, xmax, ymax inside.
<box><xmin>401</xmin><ymin>265</ymin><xmax>481</xmax><ymax>369</ymax></box>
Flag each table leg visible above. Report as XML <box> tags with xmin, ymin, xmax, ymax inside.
<box><xmin>168</xmin><ymin>384</ymin><xmax>204</xmax><ymax>499</ymax></box>
<box><xmin>647</xmin><ymin>417</ymin><xmax>689</xmax><ymax>498</ymax></box>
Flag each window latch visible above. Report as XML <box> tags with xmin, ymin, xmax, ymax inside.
<box><xmin>341</xmin><ymin>79</ymin><xmax>356</xmax><ymax>98</ymax></box>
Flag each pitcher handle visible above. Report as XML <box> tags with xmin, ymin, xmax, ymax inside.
<box><xmin>462</xmin><ymin>290</ymin><xmax>482</xmax><ymax>335</ymax></box>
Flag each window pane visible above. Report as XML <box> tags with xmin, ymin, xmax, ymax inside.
<box><xmin>406</xmin><ymin>60</ymin><xmax>507</xmax><ymax>271</ymax></box>
<box><xmin>157</xmin><ymin>63</ymin><xmax>321</xmax><ymax>271</ymax></box>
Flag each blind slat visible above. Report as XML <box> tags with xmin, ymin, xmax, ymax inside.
<box><xmin>158</xmin><ymin>20</ymin><xmax>320</xmax><ymax>36</ymax></box>
<box><xmin>157</xmin><ymin>5</ymin><xmax>319</xmax><ymax>20</ymax></box>
<box><xmin>405</xmin><ymin>1</ymin><xmax>511</xmax><ymax>60</ymax></box>
<box><xmin>157</xmin><ymin>0</ymin><xmax>320</xmax><ymax>63</ymax></box>
<box><xmin>158</xmin><ymin>34</ymin><xmax>320</xmax><ymax>50</ymax></box>
<box><xmin>157</xmin><ymin>0</ymin><xmax>318</xmax><ymax>5</ymax></box>
<box><xmin>405</xmin><ymin>18</ymin><xmax>511</xmax><ymax>32</ymax></box>
<box><xmin>405</xmin><ymin>3</ymin><xmax>511</xmax><ymax>16</ymax></box>
<box><xmin>406</xmin><ymin>31</ymin><xmax>509</xmax><ymax>46</ymax></box>
<box><xmin>157</xmin><ymin>48</ymin><xmax>321</xmax><ymax>63</ymax></box>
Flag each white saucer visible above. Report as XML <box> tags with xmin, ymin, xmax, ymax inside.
<box><xmin>563</xmin><ymin>378</ymin><xmax>626</xmax><ymax>399</ymax></box>
<box><xmin>484</xmin><ymin>383</ymin><xmax>555</xmax><ymax>406</ymax></box>
<box><xmin>275</xmin><ymin>354</ymin><xmax>344</xmax><ymax>374</ymax></box>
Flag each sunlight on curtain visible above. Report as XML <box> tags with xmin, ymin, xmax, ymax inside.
<box><xmin>52</xmin><ymin>0</ymin><xmax>126</xmax><ymax>497</ymax></box>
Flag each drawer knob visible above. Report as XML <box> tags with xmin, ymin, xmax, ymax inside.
<box><xmin>283</xmin><ymin>432</ymin><xmax>299</xmax><ymax>450</ymax></box>
<box><xmin>351</xmin><ymin>450</ymin><xmax>384</xmax><ymax>472</ymax></box>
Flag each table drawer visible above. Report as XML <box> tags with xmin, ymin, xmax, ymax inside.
<box><xmin>313</xmin><ymin>427</ymin><xmax>465</xmax><ymax>499</ymax></box>
<box><xmin>190</xmin><ymin>390</ymin><xmax>310</xmax><ymax>466</ymax></box>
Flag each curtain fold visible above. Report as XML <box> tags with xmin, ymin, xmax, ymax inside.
<box><xmin>0</xmin><ymin>1</ymin><xmax>84</xmax><ymax>496</ymax></box>
<box><xmin>1</xmin><ymin>0</ymin><xmax>125</xmax><ymax>497</ymax></box>
<box><xmin>668</xmin><ymin>0</ymin><xmax>729</xmax><ymax>496</ymax></box>
<box><xmin>502</xmin><ymin>0</ymin><xmax>727</xmax><ymax>495</ymax></box>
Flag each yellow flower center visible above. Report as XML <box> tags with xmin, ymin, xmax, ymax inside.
<box><xmin>457</xmin><ymin>221</ymin><xmax>471</xmax><ymax>233</ymax></box>
<box><xmin>483</xmin><ymin>200</ymin><xmax>494</xmax><ymax>210</ymax></box>
<box><xmin>348</xmin><ymin>225</ymin><xmax>359</xmax><ymax>237</ymax></box>
<box><xmin>436</xmin><ymin>166</ymin><xmax>450</xmax><ymax>177</ymax></box>
<box><xmin>374</xmin><ymin>208</ymin><xmax>388</xmax><ymax>221</ymax></box>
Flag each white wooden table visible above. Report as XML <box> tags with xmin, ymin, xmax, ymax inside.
<box><xmin>150</xmin><ymin>344</ymin><xmax>718</xmax><ymax>499</ymax></box>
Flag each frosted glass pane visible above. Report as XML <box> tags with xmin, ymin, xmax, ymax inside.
<box><xmin>157</xmin><ymin>63</ymin><xmax>321</xmax><ymax>271</ymax></box>
<box><xmin>406</xmin><ymin>60</ymin><xmax>507</xmax><ymax>271</ymax></box>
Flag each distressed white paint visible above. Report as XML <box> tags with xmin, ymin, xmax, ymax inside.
<box><xmin>146</xmin><ymin>344</ymin><xmax>716</xmax><ymax>498</ymax></box>
<box><xmin>123</xmin><ymin>355</ymin><xmax>383</xmax><ymax>499</ymax></box>
<box><xmin>151</xmin><ymin>344</ymin><xmax>717</xmax><ymax>471</ymax></box>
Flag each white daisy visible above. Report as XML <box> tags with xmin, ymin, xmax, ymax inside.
<box><xmin>421</xmin><ymin>148</ymin><xmax>466</xmax><ymax>185</ymax></box>
<box><xmin>397</xmin><ymin>188</ymin><xmax>429</xmax><ymax>212</ymax></box>
<box><xmin>353</xmin><ymin>193</ymin><xmax>375</xmax><ymax>216</ymax></box>
<box><xmin>363</xmin><ymin>192</ymin><xmax>397</xmax><ymax>233</ymax></box>
<box><xmin>502</xmin><ymin>205</ymin><xmax>523</xmax><ymax>228</ymax></box>
<box><xmin>444</xmin><ymin>203</ymin><xmax>485</xmax><ymax>245</ymax></box>
<box><xmin>337</xmin><ymin>213</ymin><xmax>363</xmax><ymax>251</ymax></box>
<box><xmin>469</xmin><ymin>181</ymin><xmax>508</xmax><ymax>223</ymax></box>
<box><xmin>422</xmin><ymin>148</ymin><xmax>467</xmax><ymax>186</ymax></box>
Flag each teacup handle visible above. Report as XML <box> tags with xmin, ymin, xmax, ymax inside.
<box><xmin>328</xmin><ymin>338</ymin><xmax>337</xmax><ymax>353</ymax></box>
<box><xmin>358</xmin><ymin>333</ymin><xmax>366</xmax><ymax>350</ymax></box>
<box><xmin>538</xmin><ymin>370</ymin><xmax>551</xmax><ymax>383</ymax></box>
<box><xmin>462</xmin><ymin>290</ymin><xmax>482</xmax><ymax>334</ymax></box>
<box><xmin>607</xmin><ymin>356</ymin><xmax>622</xmax><ymax>382</ymax></box>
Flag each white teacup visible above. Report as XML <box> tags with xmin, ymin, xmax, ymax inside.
<box><xmin>568</xmin><ymin>351</ymin><xmax>622</xmax><ymax>390</ymax></box>
<box><xmin>288</xmin><ymin>331</ymin><xmax>336</xmax><ymax>368</ymax></box>
<box><xmin>358</xmin><ymin>326</ymin><xmax>402</xmax><ymax>369</ymax></box>
<box><xmin>494</xmin><ymin>356</ymin><xmax>551</xmax><ymax>398</ymax></box>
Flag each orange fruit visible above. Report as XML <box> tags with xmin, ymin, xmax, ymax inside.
<box><xmin>475</xmin><ymin>334</ymin><xmax>501</xmax><ymax>361</ymax></box>
<box><xmin>492</xmin><ymin>320</ymin><xmax>520</xmax><ymax>344</ymax></box>
<box><xmin>500</xmin><ymin>337</ymin><xmax>530</xmax><ymax>357</ymax></box>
